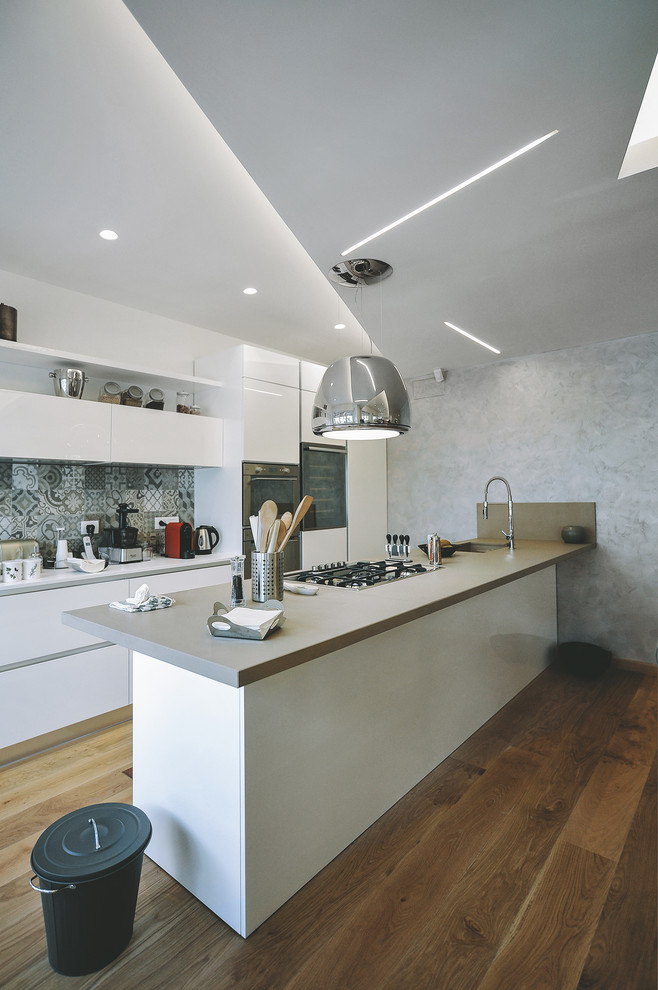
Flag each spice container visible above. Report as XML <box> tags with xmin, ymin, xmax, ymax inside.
<box><xmin>176</xmin><ymin>391</ymin><xmax>190</xmax><ymax>414</ymax></box>
<box><xmin>99</xmin><ymin>382</ymin><xmax>121</xmax><ymax>404</ymax></box>
<box><xmin>121</xmin><ymin>385</ymin><xmax>143</xmax><ymax>407</ymax></box>
<box><xmin>145</xmin><ymin>388</ymin><xmax>165</xmax><ymax>410</ymax></box>
<box><xmin>230</xmin><ymin>555</ymin><xmax>246</xmax><ymax>607</ymax></box>
<box><xmin>23</xmin><ymin>550</ymin><xmax>42</xmax><ymax>581</ymax></box>
<box><xmin>189</xmin><ymin>404</ymin><xmax>201</xmax><ymax>416</ymax></box>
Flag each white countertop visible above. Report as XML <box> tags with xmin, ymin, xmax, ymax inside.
<box><xmin>0</xmin><ymin>551</ymin><xmax>234</xmax><ymax>597</ymax></box>
<box><xmin>62</xmin><ymin>540</ymin><xmax>594</xmax><ymax>687</ymax></box>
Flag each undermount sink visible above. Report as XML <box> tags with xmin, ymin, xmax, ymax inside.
<box><xmin>455</xmin><ymin>541</ymin><xmax>508</xmax><ymax>553</ymax></box>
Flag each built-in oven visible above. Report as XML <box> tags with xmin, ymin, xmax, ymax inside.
<box><xmin>242</xmin><ymin>461</ymin><xmax>300</xmax><ymax>577</ymax></box>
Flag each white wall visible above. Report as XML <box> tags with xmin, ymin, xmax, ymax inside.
<box><xmin>0</xmin><ymin>268</ymin><xmax>243</xmax><ymax>371</ymax></box>
<box><xmin>387</xmin><ymin>332</ymin><xmax>658</xmax><ymax>664</ymax></box>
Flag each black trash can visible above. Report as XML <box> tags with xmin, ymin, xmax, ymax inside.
<box><xmin>30</xmin><ymin>803</ymin><xmax>151</xmax><ymax>976</ymax></box>
<box><xmin>557</xmin><ymin>641</ymin><xmax>612</xmax><ymax>678</ymax></box>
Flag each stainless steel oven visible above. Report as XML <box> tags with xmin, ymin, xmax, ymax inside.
<box><xmin>242</xmin><ymin>461</ymin><xmax>300</xmax><ymax>577</ymax></box>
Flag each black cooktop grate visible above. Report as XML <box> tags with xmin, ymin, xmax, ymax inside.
<box><xmin>291</xmin><ymin>560</ymin><xmax>427</xmax><ymax>589</ymax></box>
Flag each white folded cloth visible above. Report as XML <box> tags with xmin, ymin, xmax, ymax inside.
<box><xmin>110</xmin><ymin>583</ymin><xmax>175</xmax><ymax>613</ymax></box>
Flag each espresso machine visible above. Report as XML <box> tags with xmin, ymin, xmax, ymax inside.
<box><xmin>98</xmin><ymin>503</ymin><xmax>143</xmax><ymax>563</ymax></box>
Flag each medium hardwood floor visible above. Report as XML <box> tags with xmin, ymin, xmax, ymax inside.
<box><xmin>1</xmin><ymin>662</ymin><xmax>655</xmax><ymax>989</ymax></box>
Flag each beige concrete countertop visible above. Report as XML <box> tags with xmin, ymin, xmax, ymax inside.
<box><xmin>62</xmin><ymin>540</ymin><xmax>593</xmax><ymax>688</ymax></box>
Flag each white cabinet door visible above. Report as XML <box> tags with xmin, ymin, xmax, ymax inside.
<box><xmin>300</xmin><ymin>360</ymin><xmax>326</xmax><ymax>393</ymax></box>
<box><xmin>0</xmin><ymin>645</ymin><xmax>129</xmax><ymax>749</ymax></box>
<box><xmin>0</xmin><ymin>580</ymin><xmax>131</xmax><ymax>668</ymax></box>
<box><xmin>347</xmin><ymin>442</ymin><xmax>387</xmax><ymax>560</ymax></box>
<box><xmin>301</xmin><ymin>529</ymin><xmax>348</xmax><ymax>569</ymax></box>
<box><xmin>243</xmin><ymin>346</ymin><xmax>299</xmax><ymax>387</ymax></box>
<box><xmin>243</xmin><ymin>378</ymin><xmax>299</xmax><ymax>463</ymax></box>
<box><xmin>0</xmin><ymin>390</ymin><xmax>111</xmax><ymax>461</ymax></box>
<box><xmin>110</xmin><ymin>405</ymin><xmax>223</xmax><ymax>467</ymax></box>
<box><xmin>129</xmin><ymin>564</ymin><xmax>228</xmax><ymax>597</ymax></box>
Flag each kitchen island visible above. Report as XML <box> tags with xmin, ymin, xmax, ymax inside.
<box><xmin>63</xmin><ymin>540</ymin><xmax>592</xmax><ymax>936</ymax></box>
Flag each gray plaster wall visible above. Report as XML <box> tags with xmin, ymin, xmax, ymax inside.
<box><xmin>387</xmin><ymin>332</ymin><xmax>657</xmax><ymax>663</ymax></box>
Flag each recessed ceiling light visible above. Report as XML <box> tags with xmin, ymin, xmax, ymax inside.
<box><xmin>243</xmin><ymin>287</ymin><xmax>258</xmax><ymax>295</ymax></box>
<box><xmin>334</xmin><ymin>323</ymin><xmax>346</xmax><ymax>330</ymax></box>
<box><xmin>444</xmin><ymin>321</ymin><xmax>501</xmax><ymax>355</ymax></box>
<box><xmin>341</xmin><ymin>130</ymin><xmax>558</xmax><ymax>255</ymax></box>
<box><xmin>99</xmin><ymin>229</ymin><xmax>118</xmax><ymax>240</ymax></box>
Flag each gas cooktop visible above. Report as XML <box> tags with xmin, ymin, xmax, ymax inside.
<box><xmin>290</xmin><ymin>560</ymin><xmax>428</xmax><ymax>589</ymax></box>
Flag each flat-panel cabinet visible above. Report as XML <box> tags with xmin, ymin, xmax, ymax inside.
<box><xmin>301</xmin><ymin>528</ymin><xmax>348</xmax><ymax>569</ymax></box>
<box><xmin>243</xmin><ymin>377</ymin><xmax>299</xmax><ymax>463</ymax></box>
<box><xmin>243</xmin><ymin>346</ymin><xmax>299</xmax><ymax>387</ymax></box>
<box><xmin>0</xmin><ymin>645</ymin><xmax>129</xmax><ymax>750</ymax></box>
<box><xmin>347</xmin><ymin>442</ymin><xmax>387</xmax><ymax>560</ymax></box>
<box><xmin>0</xmin><ymin>389</ymin><xmax>111</xmax><ymax>461</ymax></box>
<box><xmin>110</xmin><ymin>404</ymin><xmax>223</xmax><ymax>467</ymax></box>
<box><xmin>0</xmin><ymin>580</ymin><xmax>131</xmax><ymax>668</ymax></box>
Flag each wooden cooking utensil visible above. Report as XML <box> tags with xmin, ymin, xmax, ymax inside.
<box><xmin>258</xmin><ymin>500</ymin><xmax>278</xmax><ymax>551</ymax></box>
<box><xmin>280</xmin><ymin>511</ymin><xmax>293</xmax><ymax>532</ymax></box>
<box><xmin>266</xmin><ymin>519</ymin><xmax>280</xmax><ymax>553</ymax></box>
<box><xmin>279</xmin><ymin>495</ymin><xmax>313</xmax><ymax>549</ymax></box>
<box><xmin>275</xmin><ymin>518</ymin><xmax>288</xmax><ymax>550</ymax></box>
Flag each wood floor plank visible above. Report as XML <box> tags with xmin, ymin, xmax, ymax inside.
<box><xmin>1</xmin><ymin>665</ymin><xmax>655</xmax><ymax>990</ymax></box>
<box><xmin>0</xmin><ymin>728</ymin><xmax>132</xmax><ymax>819</ymax></box>
<box><xmin>282</xmin><ymin>745</ymin><xmax>545</xmax><ymax>990</ymax></box>
<box><xmin>577</xmin><ymin>760</ymin><xmax>657</xmax><ymax>990</ymax></box>
<box><xmin>478</xmin><ymin>840</ymin><xmax>617</xmax><ymax>990</ymax></box>
<box><xmin>379</xmin><ymin>703</ymin><xmax>622</xmax><ymax>990</ymax></box>
<box><xmin>561</xmin><ymin>749</ymin><xmax>652</xmax><ymax>862</ymax></box>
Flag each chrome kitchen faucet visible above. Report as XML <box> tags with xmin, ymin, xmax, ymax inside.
<box><xmin>483</xmin><ymin>476</ymin><xmax>515</xmax><ymax>549</ymax></box>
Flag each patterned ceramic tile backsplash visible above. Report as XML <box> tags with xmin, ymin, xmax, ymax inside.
<box><xmin>387</xmin><ymin>332</ymin><xmax>658</xmax><ymax>664</ymax></box>
<box><xmin>0</xmin><ymin>462</ymin><xmax>194</xmax><ymax>561</ymax></box>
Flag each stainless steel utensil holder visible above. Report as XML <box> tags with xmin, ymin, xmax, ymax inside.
<box><xmin>251</xmin><ymin>551</ymin><xmax>284</xmax><ymax>602</ymax></box>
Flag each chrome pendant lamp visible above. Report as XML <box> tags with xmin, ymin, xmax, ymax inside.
<box><xmin>314</xmin><ymin>260</ymin><xmax>411</xmax><ymax>440</ymax></box>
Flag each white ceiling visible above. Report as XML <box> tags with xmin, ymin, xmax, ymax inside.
<box><xmin>1</xmin><ymin>0</ymin><xmax>657</xmax><ymax>379</ymax></box>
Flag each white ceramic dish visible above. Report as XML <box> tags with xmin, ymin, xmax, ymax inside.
<box><xmin>66</xmin><ymin>557</ymin><xmax>108</xmax><ymax>573</ymax></box>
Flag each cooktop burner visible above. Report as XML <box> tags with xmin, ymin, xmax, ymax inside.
<box><xmin>291</xmin><ymin>560</ymin><xmax>428</xmax><ymax>589</ymax></box>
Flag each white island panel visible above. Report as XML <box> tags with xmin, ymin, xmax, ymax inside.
<box><xmin>132</xmin><ymin>652</ymin><xmax>245</xmax><ymax>935</ymax></box>
<box><xmin>130</xmin><ymin>566</ymin><xmax>556</xmax><ymax>937</ymax></box>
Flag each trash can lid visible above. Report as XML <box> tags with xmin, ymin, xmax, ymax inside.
<box><xmin>31</xmin><ymin>803</ymin><xmax>151</xmax><ymax>883</ymax></box>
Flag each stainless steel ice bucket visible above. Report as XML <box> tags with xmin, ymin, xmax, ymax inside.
<box><xmin>50</xmin><ymin>368</ymin><xmax>89</xmax><ymax>399</ymax></box>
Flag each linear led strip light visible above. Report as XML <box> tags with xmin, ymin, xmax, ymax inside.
<box><xmin>444</xmin><ymin>321</ymin><xmax>500</xmax><ymax>354</ymax></box>
<box><xmin>341</xmin><ymin>130</ymin><xmax>558</xmax><ymax>256</ymax></box>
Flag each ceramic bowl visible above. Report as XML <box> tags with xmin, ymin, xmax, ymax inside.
<box><xmin>561</xmin><ymin>526</ymin><xmax>586</xmax><ymax>544</ymax></box>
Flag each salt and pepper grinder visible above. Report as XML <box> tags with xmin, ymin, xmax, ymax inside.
<box><xmin>230</xmin><ymin>555</ymin><xmax>246</xmax><ymax>607</ymax></box>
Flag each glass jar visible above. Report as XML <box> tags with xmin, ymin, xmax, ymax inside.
<box><xmin>99</xmin><ymin>381</ymin><xmax>121</xmax><ymax>404</ymax></box>
<box><xmin>176</xmin><ymin>391</ymin><xmax>190</xmax><ymax>414</ymax></box>
<box><xmin>121</xmin><ymin>385</ymin><xmax>143</xmax><ymax>407</ymax></box>
<box><xmin>189</xmin><ymin>404</ymin><xmax>201</xmax><ymax>416</ymax></box>
<box><xmin>145</xmin><ymin>387</ymin><xmax>165</xmax><ymax>410</ymax></box>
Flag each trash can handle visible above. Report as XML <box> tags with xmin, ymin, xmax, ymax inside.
<box><xmin>30</xmin><ymin>875</ymin><xmax>76</xmax><ymax>894</ymax></box>
<box><xmin>89</xmin><ymin>816</ymin><xmax>101</xmax><ymax>850</ymax></box>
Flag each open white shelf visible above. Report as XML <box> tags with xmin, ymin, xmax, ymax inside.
<box><xmin>0</xmin><ymin>338</ymin><xmax>222</xmax><ymax>393</ymax></box>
